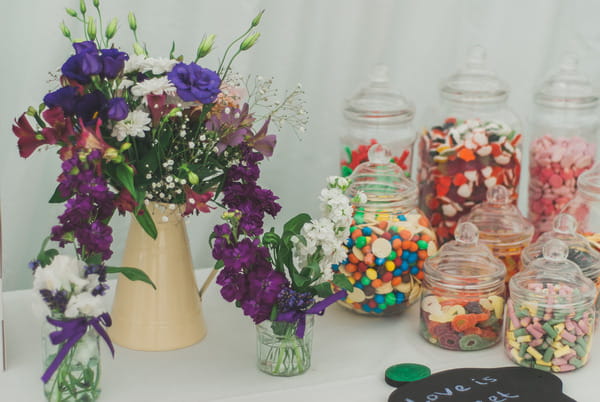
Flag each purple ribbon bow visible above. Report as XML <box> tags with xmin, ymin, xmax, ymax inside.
<box><xmin>41</xmin><ymin>313</ymin><xmax>115</xmax><ymax>384</ymax></box>
<box><xmin>277</xmin><ymin>290</ymin><xmax>347</xmax><ymax>338</ymax></box>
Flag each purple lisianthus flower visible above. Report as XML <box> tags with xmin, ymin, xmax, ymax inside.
<box><xmin>100</xmin><ymin>48</ymin><xmax>129</xmax><ymax>79</ymax></box>
<box><xmin>168</xmin><ymin>62</ymin><xmax>221</xmax><ymax>103</ymax></box>
<box><xmin>43</xmin><ymin>86</ymin><xmax>79</xmax><ymax>115</ymax></box>
<box><xmin>62</xmin><ymin>41</ymin><xmax>101</xmax><ymax>84</ymax></box>
<box><xmin>80</xmin><ymin>52</ymin><xmax>103</xmax><ymax>76</ymax></box>
<box><xmin>73</xmin><ymin>41</ymin><xmax>98</xmax><ymax>54</ymax></box>
<box><xmin>75</xmin><ymin>91</ymin><xmax>108</xmax><ymax>124</ymax></box>
<box><xmin>106</xmin><ymin>97</ymin><xmax>129</xmax><ymax>121</ymax></box>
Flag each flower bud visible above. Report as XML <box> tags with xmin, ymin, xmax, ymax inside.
<box><xmin>188</xmin><ymin>171</ymin><xmax>199</xmax><ymax>185</ymax></box>
<box><xmin>239</xmin><ymin>32</ymin><xmax>260</xmax><ymax>51</ymax></box>
<box><xmin>103</xmin><ymin>147</ymin><xmax>120</xmax><ymax>161</ymax></box>
<box><xmin>128</xmin><ymin>12</ymin><xmax>137</xmax><ymax>31</ymax></box>
<box><xmin>59</xmin><ymin>22</ymin><xmax>71</xmax><ymax>38</ymax></box>
<box><xmin>132</xmin><ymin>42</ymin><xmax>145</xmax><ymax>56</ymax></box>
<box><xmin>120</xmin><ymin>142</ymin><xmax>132</xmax><ymax>152</ymax></box>
<box><xmin>196</xmin><ymin>34</ymin><xmax>216</xmax><ymax>59</ymax></box>
<box><xmin>92</xmin><ymin>0</ymin><xmax>100</xmax><ymax>8</ymax></box>
<box><xmin>79</xmin><ymin>0</ymin><xmax>87</xmax><ymax>14</ymax></box>
<box><xmin>251</xmin><ymin>10</ymin><xmax>264</xmax><ymax>27</ymax></box>
<box><xmin>26</xmin><ymin>106</ymin><xmax>37</xmax><ymax>116</ymax></box>
<box><xmin>87</xmin><ymin>17</ymin><xmax>97</xmax><ymax>40</ymax></box>
<box><xmin>105</xmin><ymin>17</ymin><xmax>117</xmax><ymax>40</ymax></box>
<box><xmin>65</xmin><ymin>8</ymin><xmax>78</xmax><ymax>17</ymax></box>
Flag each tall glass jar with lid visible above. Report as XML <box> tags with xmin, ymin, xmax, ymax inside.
<box><xmin>332</xmin><ymin>144</ymin><xmax>437</xmax><ymax>316</ymax></box>
<box><xmin>417</xmin><ymin>46</ymin><xmax>522</xmax><ymax>244</ymax></box>
<box><xmin>528</xmin><ymin>55</ymin><xmax>599</xmax><ymax>238</ymax></box>
<box><xmin>341</xmin><ymin>65</ymin><xmax>416</xmax><ymax>178</ymax></box>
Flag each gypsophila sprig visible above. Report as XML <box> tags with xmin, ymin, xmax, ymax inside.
<box><xmin>13</xmin><ymin>1</ymin><xmax>304</xmax><ymax>273</ymax></box>
<box><xmin>210</xmin><ymin>174</ymin><xmax>358</xmax><ymax>336</ymax></box>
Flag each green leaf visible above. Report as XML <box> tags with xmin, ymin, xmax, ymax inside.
<box><xmin>116</xmin><ymin>164</ymin><xmax>137</xmax><ymax>201</ymax></box>
<box><xmin>262</xmin><ymin>229</ymin><xmax>280</xmax><ymax>247</ymax></box>
<box><xmin>333</xmin><ymin>273</ymin><xmax>354</xmax><ymax>292</ymax></box>
<box><xmin>135</xmin><ymin>204</ymin><xmax>158</xmax><ymax>239</ymax></box>
<box><xmin>48</xmin><ymin>185</ymin><xmax>69</xmax><ymax>203</ymax></box>
<box><xmin>269</xmin><ymin>306</ymin><xmax>278</xmax><ymax>322</ymax></box>
<box><xmin>213</xmin><ymin>260</ymin><xmax>224</xmax><ymax>270</ymax></box>
<box><xmin>314</xmin><ymin>282</ymin><xmax>334</xmax><ymax>298</ymax></box>
<box><xmin>169</xmin><ymin>40</ymin><xmax>176</xmax><ymax>59</ymax></box>
<box><xmin>37</xmin><ymin>248</ymin><xmax>58</xmax><ymax>267</ymax></box>
<box><xmin>84</xmin><ymin>253</ymin><xmax>103</xmax><ymax>266</ymax></box>
<box><xmin>283</xmin><ymin>213</ymin><xmax>311</xmax><ymax>235</ymax></box>
<box><xmin>106</xmin><ymin>266</ymin><xmax>156</xmax><ymax>289</ymax></box>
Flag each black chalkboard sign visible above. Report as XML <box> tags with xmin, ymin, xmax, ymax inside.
<box><xmin>388</xmin><ymin>367</ymin><xmax>575</xmax><ymax>402</ymax></box>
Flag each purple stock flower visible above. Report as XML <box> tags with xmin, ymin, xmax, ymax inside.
<box><xmin>43</xmin><ymin>86</ymin><xmax>79</xmax><ymax>115</ymax></box>
<box><xmin>107</xmin><ymin>97</ymin><xmax>129</xmax><ymax>121</ymax></box>
<box><xmin>168</xmin><ymin>62</ymin><xmax>221</xmax><ymax>103</ymax></box>
<box><xmin>100</xmin><ymin>48</ymin><xmax>129</xmax><ymax>79</ymax></box>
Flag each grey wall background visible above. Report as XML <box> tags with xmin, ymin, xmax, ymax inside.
<box><xmin>3</xmin><ymin>0</ymin><xmax>600</xmax><ymax>290</ymax></box>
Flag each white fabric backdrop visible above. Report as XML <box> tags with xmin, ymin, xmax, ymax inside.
<box><xmin>2</xmin><ymin>0</ymin><xmax>600</xmax><ymax>290</ymax></box>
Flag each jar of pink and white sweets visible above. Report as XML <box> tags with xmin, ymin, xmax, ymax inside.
<box><xmin>528</xmin><ymin>55</ymin><xmax>599</xmax><ymax>238</ymax></box>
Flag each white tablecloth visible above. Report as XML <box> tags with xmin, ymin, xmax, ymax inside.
<box><xmin>1</xmin><ymin>270</ymin><xmax>597</xmax><ymax>402</ymax></box>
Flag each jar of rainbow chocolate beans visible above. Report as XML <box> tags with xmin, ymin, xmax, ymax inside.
<box><xmin>506</xmin><ymin>239</ymin><xmax>596</xmax><ymax>373</ymax></box>
<box><xmin>521</xmin><ymin>213</ymin><xmax>600</xmax><ymax>314</ymax></box>
<box><xmin>340</xmin><ymin>65</ymin><xmax>416</xmax><ymax>178</ymax></box>
<box><xmin>528</xmin><ymin>55</ymin><xmax>599</xmax><ymax>238</ymax></box>
<box><xmin>333</xmin><ymin>144</ymin><xmax>438</xmax><ymax>316</ymax></box>
<box><xmin>459</xmin><ymin>185</ymin><xmax>534</xmax><ymax>288</ymax></box>
<box><xmin>420</xmin><ymin>222</ymin><xmax>506</xmax><ymax>351</ymax></box>
<box><xmin>417</xmin><ymin>46</ymin><xmax>522</xmax><ymax>244</ymax></box>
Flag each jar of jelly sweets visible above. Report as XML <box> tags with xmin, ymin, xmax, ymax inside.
<box><xmin>420</xmin><ymin>222</ymin><xmax>506</xmax><ymax>351</ymax></box>
<box><xmin>506</xmin><ymin>239</ymin><xmax>596</xmax><ymax>373</ymax></box>
<box><xmin>333</xmin><ymin>144</ymin><xmax>437</xmax><ymax>316</ymax></box>
<box><xmin>341</xmin><ymin>65</ymin><xmax>416</xmax><ymax>178</ymax></box>
<box><xmin>417</xmin><ymin>45</ymin><xmax>522</xmax><ymax>244</ymax></box>
<box><xmin>459</xmin><ymin>185</ymin><xmax>534</xmax><ymax>286</ymax></box>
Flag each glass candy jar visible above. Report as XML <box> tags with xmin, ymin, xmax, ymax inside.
<box><xmin>333</xmin><ymin>144</ymin><xmax>438</xmax><ymax>316</ymax></box>
<box><xmin>528</xmin><ymin>55</ymin><xmax>599</xmax><ymax>238</ymax></box>
<box><xmin>417</xmin><ymin>46</ymin><xmax>522</xmax><ymax>244</ymax></box>
<box><xmin>459</xmin><ymin>185</ymin><xmax>534</xmax><ymax>286</ymax></box>
<box><xmin>505</xmin><ymin>239</ymin><xmax>596</xmax><ymax>373</ymax></box>
<box><xmin>341</xmin><ymin>65</ymin><xmax>416</xmax><ymax>177</ymax></box>
<box><xmin>521</xmin><ymin>213</ymin><xmax>600</xmax><ymax>312</ymax></box>
<box><xmin>420</xmin><ymin>222</ymin><xmax>506</xmax><ymax>350</ymax></box>
<box><xmin>563</xmin><ymin>163</ymin><xmax>600</xmax><ymax>250</ymax></box>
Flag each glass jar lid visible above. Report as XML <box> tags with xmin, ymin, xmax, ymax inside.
<box><xmin>522</xmin><ymin>213</ymin><xmax>600</xmax><ymax>279</ymax></box>
<box><xmin>344</xmin><ymin>64</ymin><xmax>415</xmax><ymax>125</ymax></box>
<box><xmin>534</xmin><ymin>54</ymin><xmax>598</xmax><ymax>109</ymax></box>
<box><xmin>459</xmin><ymin>185</ymin><xmax>534</xmax><ymax>247</ymax></box>
<box><xmin>424</xmin><ymin>222</ymin><xmax>506</xmax><ymax>291</ymax></box>
<box><xmin>511</xmin><ymin>239</ymin><xmax>596</xmax><ymax>308</ymax></box>
<box><xmin>577</xmin><ymin>162</ymin><xmax>600</xmax><ymax>200</ymax></box>
<box><xmin>346</xmin><ymin>144</ymin><xmax>417</xmax><ymax>209</ymax></box>
<box><xmin>440</xmin><ymin>45</ymin><xmax>509</xmax><ymax>103</ymax></box>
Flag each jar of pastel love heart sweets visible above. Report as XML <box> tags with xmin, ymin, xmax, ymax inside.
<box><xmin>506</xmin><ymin>239</ymin><xmax>596</xmax><ymax>373</ymax></box>
<box><xmin>332</xmin><ymin>144</ymin><xmax>438</xmax><ymax>316</ymax></box>
<box><xmin>420</xmin><ymin>222</ymin><xmax>506</xmax><ymax>351</ymax></box>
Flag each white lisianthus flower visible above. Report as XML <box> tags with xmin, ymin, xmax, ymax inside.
<box><xmin>33</xmin><ymin>255</ymin><xmax>88</xmax><ymax>294</ymax></box>
<box><xmin>131</xmin><ymin>77</ymin><xmax>176</xmax><ymax>98</ymax></box>
<box><xmin>64</xmin><ymin>291</ymin><xmax>107</xmax><ymax>318</ymax></box>
<box><xmin>143</xmin><ymin>57</ymin><xmax>177</xmax><ymax>74</ymax></box>
<box><xmin>111</xmin><ymin>109</ymin><xmax>152</xmax><ymax>141</ymax></box>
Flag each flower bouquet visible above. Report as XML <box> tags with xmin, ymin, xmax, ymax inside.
<box><xmin>211</xmin><ymin>175</ymin><xmax>360</xmax><ymax>376</ymax></box>
<box><xmin>32</xmin><ymin>254</ymin><xmax>112</xmax><ymax>402</ymax></box>
<box><xmin>12</xmin><ymin>0</ymin><xmax>306</xmax><ymax>350</ymax></box>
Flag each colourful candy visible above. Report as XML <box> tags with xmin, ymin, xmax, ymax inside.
<box><xmin>504</xmin><ymin>284</ymin><xmax>595</xmax><ymax>373</ymax></box>
<box><xmin>528</xmin><ymin>135</ymin><xmax>595</xmax><ymax>238</ymax></box>
<box><xmin>417</xmin><ymin>118</ymin><xmax>521</xmax><ymax>244</ymax></box>
<box><xmin>334</xmin><ymin>209</ymin><xmax>438</xmax><ymax>315</ymax></box>
<box><xmin>341</xmin><ymin>139</ymin><xmax>411</xmax><ymax>177</ymax></box>
<box><xmin>420</xmin><ymin>295</ymin><xmax>505</xmax><ymax>350</ymax></box>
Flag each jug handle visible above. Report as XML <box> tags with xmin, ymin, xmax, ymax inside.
<box><xmin>198</xmin><ymin>268</ymin><xmax>218</xmax><ymax>300</ymax></box>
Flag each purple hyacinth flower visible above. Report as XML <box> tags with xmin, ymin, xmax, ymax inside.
<box><xmin>100</xmin><ymin>48</ymin><xmax>129</xmax><ymax>79</ymax></box>
<box><xmin>43</xmin><ymin>86</ymin><xmax>79</xmax><ymax>115</ymax></box>
<box><xmin>107</xmin><ymin>97</ymin><xmax>129</xmax><ymax>121</ymax></box>
<box><xmin>168</xmin><ymin>62</ymin><xmax>221</xmax><ymax>104</ymax></box>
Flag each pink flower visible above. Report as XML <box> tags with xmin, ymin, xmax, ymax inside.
<box><xmin>12</xmin><ymin>114</ymin><xmax>56</xmax><ymax>158</ymax></box>
<box><xmin>183</xmin><ymin>186</ymin><xmax>213</xmax><ymax>216</ymax></box>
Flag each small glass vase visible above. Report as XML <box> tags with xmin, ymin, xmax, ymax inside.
<box><xmin>255</xmin><ymin>316</ymin><xmax>314</xmax><ymax>377</ymax></box>
<box><xmin>42</xmin><ymin>319</ymin><xmax>101</xmax><ymax>402</ymax></box>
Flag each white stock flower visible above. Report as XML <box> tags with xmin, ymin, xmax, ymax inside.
<box><xmin>71</xmin><ymin>331</ymin><xmax>99</xmax><ymax>365</ymax></box>
<box><xmin>131</xmin><ymin>77</ymin><xmax>176</xmax><ymax>98</ymax></box>
<box><xmin>111</xmin><ymin>109</ymin><xmax>152</xmax><ymax>141</ymax></box>
<box><xmin>33</xmin><ymin>255</ymin><xmax>88</xmax><ymax>294</ymax></box>
<box><xmin>319</xmin><ymin>188</ymin><xmax>353</xmax><ymax>230</ymax></box>
<box><xmin>64</xmin><ymin>291</ymin><xmax>107</xmax><ymax>318</ymax></box>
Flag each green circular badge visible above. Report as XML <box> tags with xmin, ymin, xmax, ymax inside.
<box><xmin>385</xmin><ymin>363</ymin><xmax>431</xmax><ymax>387</ymax></box>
